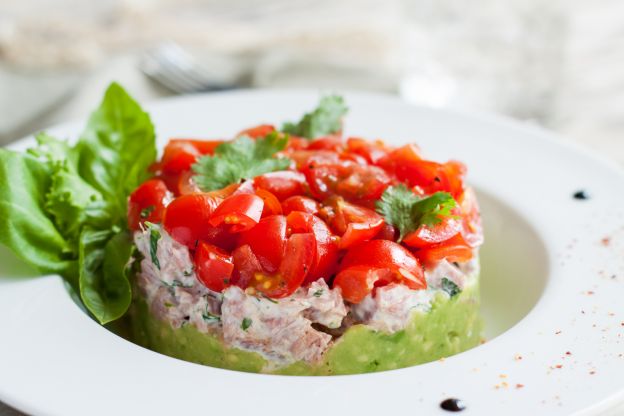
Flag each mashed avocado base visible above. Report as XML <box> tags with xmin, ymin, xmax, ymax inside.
<box><xmin>130</xmin><ymin>282</ymin><xmax>481</xmax><ymax>375</ymax></box>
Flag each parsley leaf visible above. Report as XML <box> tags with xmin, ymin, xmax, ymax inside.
<box><xmin>282</xmin><ymin>95</ymin><xmax>348</xmax><ymax>139</ymax></box>
<box><xmin>441</xmin><ymin>277</ymin><xmax>461</xmax><ymax>297</ymax></box>
<box><xmin>192</xmin><ymin>132</ymin><xmax>291</xmax><ymax>191</ymax></box>
<box><xmin>241</xmin><ymin>317</ymin><xmax>252</xmax><ymax>331</ymax></box>
<box><xmin>376</xmin><ymin>185</ymin><xmax>458</xmax><ymax>241</ymax></box>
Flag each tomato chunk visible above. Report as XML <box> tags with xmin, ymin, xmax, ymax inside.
<box><xmin>412</xmin><ymin>233</ymin><xmax>473</xmax><ymax>265</ymax></box>
<box><xmin>402</xmin><ymin>216</ymin><xmax>462</xmax><ymax>248</ymax></box>
<box><xmin>335</xmin><ymin>240</ymin><xmax>426</xmax><ymax>302</ymax></box>
<box><xmin>281</xmin><ymin>196</ymin><xmax>320</xmax><ymax>215</ymax></box>
<box><xmin>238</xmin><ymin>215</ymin><xmax>287</xmax><ymax>272</ymax></box>
<box><xmin>333</xmin><ymin>266</ymin><xmax>394</xmax><ymax>303</ymax></box>
<box><xmin>163</xmin><ymin>193</ymin><xmax>219</xmax><ymax>248</ymax></box>
<box><xmin>231</xmin><ymin>244</ymin><xmax>264</xmax><ymax>289</ymax></box>
<box><xmin>255</xmin><ymin>189</ymin><xmax>283</xmax><ymax>217</ymax></box>
<box><xmin>128</xmin><ymin>179</ymin><xmax>170</xmax><ymax>230</ymax></box>
<box><xmin>209</xmin><ymin>193</ymin><xmax>264</xmax><ymax>233</ymax></box>
<box><xmin>318</xmin><ymin>197</ymin><xmax>384</xmax><ymax>249</ymax></box>
<box><xmin>286</xmin><ymin>211</ymin><xmax>340</xmax><ymax>283</ymax></box>
<box><xmin>249</xmin><ymin>233</ymin><xmax>316</xmax><ymax>298</ymax></box>
<box><xmin>194</xmin><ymin>242</ymin><xmax>234</xmax><ymax>292</ymax></box>
<box><xmin>237</xmin><ymin>124</ymin><xmax>276</xmax><ymax>139</ymax></box>
<box><xmin>254</xmin><ymin>171</ymin><xmax>306</xmax><ymax>200</ymax></box>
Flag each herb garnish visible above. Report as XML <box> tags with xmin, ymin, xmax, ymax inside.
<box><xmin>140</xmin><ymin>205</ymin><xmax>155</xmax><ymax>219</ymax></box>
<box><xmin>241</xmin><ymin>317</ymin><xmax>252</xmax><ymax>331</ymax></box>
<box><xmin>376</xmin><ymin>185</ymin><xmax>458</xmax><ymax>242</ymax></box>
<box><xmin>145</xmin><ymin>222</ymin><xmax>161</xmax><ymax>270</ymax></box>
<box><xmin>282</xmin><ymin>95</ymin><xmax>348</xmax><ymax>139</ymax></box>
<box><xmin>202</xmin><ymin>311</ymin><xmax>221</xmax><ymax>323</ymax></box>
<box><xmin>313</xmin><ymin>289</ymin><xmax>324</xmax><ymax>297</ymax></box>
<box><xmin>0</xmin><ymin>82</ymin><xmax>155</xmax><ymax>324</ymax></box>
<box><xmin>191</xmin><ymin>132</ymin><xmax>291</xmax><ymax>191</ymax></box>
<box><xmin>441</xmin><ymin>277</ymin><xmax>461</xmax><ymax>297</ymax></box>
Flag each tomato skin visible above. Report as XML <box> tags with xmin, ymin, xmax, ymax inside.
<box><xmin>286</xmin><ymin>211</ymin><xmax>340</xmax><ymax>283</ymax></box>
<box><xmin>254</xmin><ymin>171</ymin><xmax>307</xmax><ymax>200</ymax></box>
<box><xmin>334</xmin><ymin>266</ymin><xmax>394</xmax><ymax>303</ymax></box>
<box><xmin>128</xmin><ymin>179</ymin><xmax>170</xmax><ymax>231</ymax></box>
<box><xmin>281</xmin><ymin>196</ymin><xmax>320</xmax><ymax>215</ymax></box>
<box><xmin>209</xmin><ymin>193</ymin><xmax>264</xmax><ymax>233</ymax></box>
<box><xmin>177</xmin><ymin>171</ymin><xmax>201</xmax><ymax>195</ymax></box>
<box><xmin>238</xmin><ymin>215</ymin><xmax>287</xmax><ymax>272</ymax></box>
<box><xmin>163</xmin><ymin>193</ymin><xmax>219</xmax><ymax>248</ymax></box>
<box><xmin>336</xmin><ymin>240</ymin><xmax>426</xmax><ymax>300</ymax></box>
<box><xmin>402</xmin><ymin>217</ymin><xmax>462</xmax><ymax>248</ymax></box>
<box><xmin>237</xmin><ymin>124</ymin><xmax>275</xmax><ymax>139</ymax></box>
<box><xmin>412</xmin><ymin>233</ymin><xmax>474</xmax><ymax>265</ymax></box>
<box><xmin>194</xmin><ymin>242</ymin><xmax>234</xmax><ymax>292</ymax></box>
<box><xmin>318</xmin><ymin>197</ymin><xmax>384</xmax><ymax>249</ymax></box>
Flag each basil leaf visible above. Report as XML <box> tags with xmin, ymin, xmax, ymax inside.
<box><xmin>75</xmin><ymin>82</ymin><xmax>156</xmax><ymax>220</ymax></box>
<box><xmin>79</xmin><ymin>229</ymin><xmax>132</xmax><ymax>324</ymax></box>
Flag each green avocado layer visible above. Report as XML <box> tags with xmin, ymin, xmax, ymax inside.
<box><xmin>130</xmin><ymin>281</ymin><xmax>481</xmax><ymax>375</ymax></box>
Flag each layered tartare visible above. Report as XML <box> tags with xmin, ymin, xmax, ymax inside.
<box><xmin>127</xmin><ymin>96</ymin><xmax>484</xmax><ymax>375</ymax></box>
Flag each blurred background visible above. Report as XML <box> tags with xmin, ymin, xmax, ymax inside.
<box><xmin>1</xmin><ymin>0</ymin><xmax>623</xmax><ymax>165</ymax></box>
<box><xmin>0</xmin><ymin>1</ymin><xmax>623</xmax><ymax>415</ymax></box>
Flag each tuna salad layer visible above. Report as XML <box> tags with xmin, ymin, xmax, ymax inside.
<box><xmin>130</xmin><ymin>225</ymin><xmax>481</xmax><ymax>373</ymax></box>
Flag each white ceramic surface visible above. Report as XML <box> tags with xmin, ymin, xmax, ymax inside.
<box><xmin>1</xmin><ymin>90</ymin><xmax>623</xmax><ymax>416</ymax></box>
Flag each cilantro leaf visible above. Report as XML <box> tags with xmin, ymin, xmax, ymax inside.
<box><xmin>192</xmin><ymin>132</ymin><xmax>291</xmax><ymax>191</ymax></box>
<box><xmin>376</xmin><ymin>185</ymin><xmax>457</xmax><ymax>241</ymax></box>
<box><xmin>282</xmin><ymin>95</ymin><xmax>348</xmax><ymax>139</ymax></box>
<box><xmin>441</xmin><ymin>277</ymin><xmax>461</xmax><ymax>297</ymax></box>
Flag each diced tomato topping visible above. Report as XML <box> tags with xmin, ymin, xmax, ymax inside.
<box><xmin>209</xmin><ymin>193</ymin><xmax>264</xmax><ymax>233</ymax></box>
<box><xmin>194</xmin><ymin>242</ymin><xmax>234</xmax><ymax>292</ymax></box>
<box><xmin>139</xmin><ymin>128</ymin><xmax>481</xmax><ymax>298</ymax></box>
<box><xmin>128</xmin><ymin>179</ymin><xmax>170</xmax><ymax>231</ymax></box>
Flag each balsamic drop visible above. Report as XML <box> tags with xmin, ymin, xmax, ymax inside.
<box><xmin>440</xmin><ymin>398</ymin><xmax>466</xmax><ymax>412</ymax></box>
<box><xmin>573</xmin><ymin>190</ymin><xmax>590</xmax><ymax>200</ymax></box>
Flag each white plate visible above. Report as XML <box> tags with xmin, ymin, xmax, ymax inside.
<box><xmin>1</xmin><ymin>90</ymin><xmax>623</xmax><ymax>416</ymax></box>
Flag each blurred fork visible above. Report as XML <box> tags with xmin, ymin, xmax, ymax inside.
<box><xmin>139</xmin><ymin>42</ymin><xmax>243</xmax><ymax>94</ymax></box>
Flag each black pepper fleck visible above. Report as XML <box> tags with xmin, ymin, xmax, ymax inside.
<box><xmin>573</xmin><ymin>190</ymin><xmax>590</xmax><ymax>200</ymax></box>
<box><xmin>440</xmin><ymin>398</ymin><xmax>466</xmax><ymax>412</ymax></box>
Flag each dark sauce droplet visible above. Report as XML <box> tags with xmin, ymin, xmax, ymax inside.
<box><xmin>573</xmin><ymin>190</ymin><xmax>590</xmax><ymax>200</ymax></box>
<box><xmin>440</xmin><ymin>398</ymin><xmax>466</xmax><ymax>412</ymax></box>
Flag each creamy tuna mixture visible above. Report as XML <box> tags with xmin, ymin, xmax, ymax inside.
<box><xmin>133</xmin><ymin>226</ymin><xmax>479</xmax><ymax>366</ymax></box>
